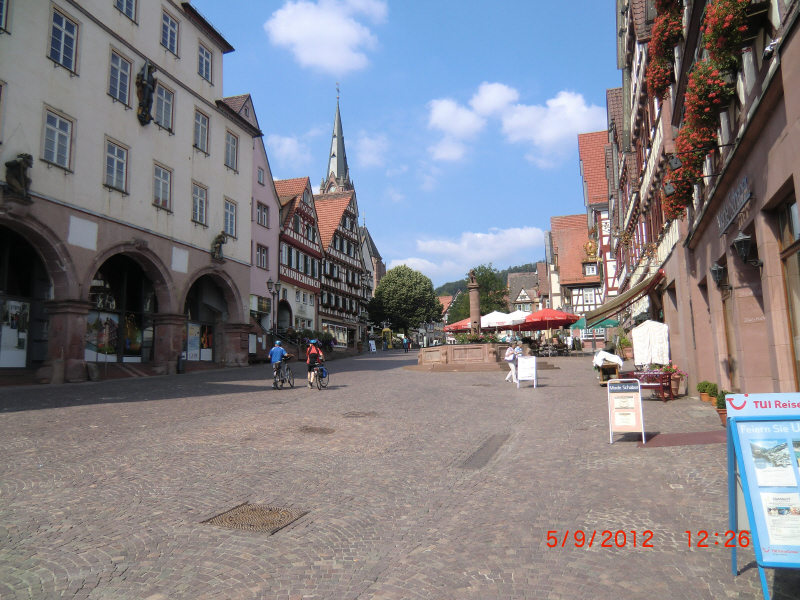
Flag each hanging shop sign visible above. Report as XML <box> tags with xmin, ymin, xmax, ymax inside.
<box><xmin>717</xmin><ymin>175</ymin><xmax>752</xmax><ymax>236</ymax></box>
<box><xmin>607</xmin><ymin>379</ymin><xmax>646</xmax><ymax>444</ymax></box>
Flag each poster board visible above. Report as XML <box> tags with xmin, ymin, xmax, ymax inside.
<box><xmin>726</xmin><ymin>393</ymin><xmax>800</xmax><ymax>600</ymax></box>
<box><xmin>516</xmin><ymin>356</ymin><xmax>537</xmax><ymax>388</ymax></box>
<box><xmin>607</xmin><ymin>379</ymin><xmax>646</xmax><ymax>444</ymax></box>
<box><xmin>186</xmin><ymin>323</ymin><xmax>201</xmax><ymax>361</ymax></box>
<box><xmin>369</xmin><ymin>340</ymin><xmax>377</xmax><ymax>353</ymax></box>
<box><xmin>248</xmin><ymin>334</ymin><xmax>257</xmax><ymax>355</ymax></box>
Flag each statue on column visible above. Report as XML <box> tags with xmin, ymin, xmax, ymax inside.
<box><xmin>4</xmin><ymin>153</ymin><xmax>33</xmax><ymax>198</ymax></box>
<box><xmin>135</xmin><ymin>60</ymin><xmax>157</xmax><ymax>125</ymax></box>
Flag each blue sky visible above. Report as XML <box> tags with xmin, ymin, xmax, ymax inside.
<box><xmin>193</xmin><ymin>0</ymin><xmax>620</xmax><ymax>286</ymax></box>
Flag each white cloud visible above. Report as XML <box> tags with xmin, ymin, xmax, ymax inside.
<box><xmin>266</xmin><ymin>134</ymin><xmax>312</xmax><ymax>167</ymax></box>
<box><xmin>429</xmin><ymin>138</ymin><xmax>467</xmax><ymax>161</ymax></box>
<box><xmin>427</xmin><ymin>99</ymin><xmax>485</xmax><ymax>139</ymax></box>
<box><xmin>354</xmin><ymin>131</ymin><xmax>388</xmax><ymax>167</ymax></box>
<box><xmin>390</xmin><ymin>226</ymin><xmax>546</xmax><ymax>283</ymax></box>
<box><xmin>385</xmin><ymin>164</ymin><xmax>408</xmax><ymax>177</ymax></box>
<box><xmin>469</xmin><ymin>82</ymin><xmax>519</xmax><ymax>116</ymax></box>
<box><xmin>264</xmin><ymin>0</ymin><xmax>387</xmax><ymax>75</ymax></box>
<box><xmin>385</xmin><ymin>187</ymin><xmax>405</xmax><ymax>203</ymax></box>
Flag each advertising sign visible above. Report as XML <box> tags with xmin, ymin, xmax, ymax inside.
<box><xmin>187</xmin><ymin>323</ymin><xmax>201</xmax><ymax>361</ymax></box>
<box><xmin>516</xmin><ymin>356</ymin><xmax>537</xmax><ymax>388</ymax></box>
<box><xmin>369</xmin><ymin>340</ymin><xmax>377</xmax><ymax>353</ymax></box>
<box><xmin>607</xmin><ymin>379</ymin><xmax>645</xmax><ymax>444</ymax></box>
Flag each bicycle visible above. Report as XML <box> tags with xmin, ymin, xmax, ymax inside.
<box><xmin>312</xmin><ymin>363</ymin><xmax>329</xmax><ymax>389</ymax></box>
<box><xmin>273</xmin><ymin>355</ymin><xmax>294</xmax><ymax>389</ymax></box>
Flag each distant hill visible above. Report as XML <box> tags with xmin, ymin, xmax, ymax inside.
<box><xmin>434</xmin><ymin>260</ymin><xmax>544</xmax><ymax>296</ymax></box>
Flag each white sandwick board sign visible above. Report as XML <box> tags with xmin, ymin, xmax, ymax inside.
<box><xmin>607</xmin><ymin>379</ymin><xmax>646</xmax><ymax>444</ymax></box>
<box><xmin>369</xmin><ymin>340</ymin><xmax>377</xmax><ymax>353</ymax></box>
<box><xmin>517</xmin><ymin>356</ymin><xmax>537</xmax><ymax>388</ymax></box>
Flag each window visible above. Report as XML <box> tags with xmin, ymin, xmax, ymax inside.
<box><xmin>583</xmin><ymin>289</ymin><xmax>595</xmax><ymax>304</ymax></box>
<box><xmin>255</xmin><ymin>245</ymin><xmax>268</xmax><ymax>269</ymax></box>
<box><xmin>224</xmin><ymin>200</ymin><xmax>236</xmax><ymax>237</ymax></box>
<box><xmin>155</xmin><ymin>85</ymin><xmax>173</xmax><ymax>130</ymax></box>
<box><xmin>43</xmin><ymin>111</ymin><xmax>72</xmax><ymax>168</ymax></box>
<box><xmin>585</xmin><ymin>264</ymin><xmax>597</xmax><ymax>276</ymax></box>
<box><xmin>0</xmin><ymin>0</ymin><xmax>8</xmax><ymax>31</ymax></box>
<box><xmin>225</xmin><ymin>131</ymin><xmax>238</xmax><ymax>170</ymax></box>
<box><xmin>293</xmin><ymin>214</ymin><xmax>301</xmax><ymax>234</ymax></box>
<box><xmin>257</xmin><ymin>203</ymin><xmax>269</xmax><ymax>227</ymax></box>
<box><xmin>114</xmin><ymin>0</ymin><xmax>135</xmax><ymax>20</ymax></box>
<box><xmin>281</xmin><ymin>289</ymin><xmax>287</xmax><ymax>301</ymax></box>
<box><xmin>198</xmin><ymin>43</ymin><xmax>212</xmax><ymax>81</ymax></box>
<box><xmin>296</xmin><ymin>291</ymin><xmax>300</xmax><ymax>302</ymax></box>
<box><xmin>257</xmin><ymin>167</ymin><xmax>264</xmax><ymax>185</ymax></box>
<box><xmin>105</xmin><ymin>141</ymin><xmax>127</xmax><ymax>191</ymax></box>
<box><xmin>194</xmin><ymin>110</ymin><xmax>208</xmax><ymax>152</ymax></box>
<box><xmin>161</xmin><ymin>12</ymin><xmax>178</xmax><ymax>54</ymax></box>
<box><xmin>50</xmin><ymin>10</ymin><xmax>78</xmax><ymax>71</ymax></box>
<box><xmin>192</xmin><ymin>183</ymin><xmax>207</xmax><ymax>224</ymax></box>
<box><xmin>309</xmin><ymin>295</ymin><xmax>314</xmax><ymax>306</ymax></box>
<box><xmin>153</xmin><ymin>164</ymin><xmax>171</xmax><ymax>209</ymax></box>
<box><xmin>109</xmin><ymin>52</ymin><xmax>131</xmax><ymax>104</ymax></box>
<box><xmin>303</xmin><ymin>292</ymin><xmax>307</xmax><ymax>304</ymax></box>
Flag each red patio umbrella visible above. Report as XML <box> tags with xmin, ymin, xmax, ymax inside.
<box><xmin>444</xmin><ymin>317</ymin><xmax>470</xmax><ymax>332</ymax></box>
<box><xmin>514</xmin><ymin>308</ymin><xmax>581</xmax><ymax>332</ymax></box>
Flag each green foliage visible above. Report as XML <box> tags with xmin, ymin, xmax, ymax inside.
<box><xmin>716</xmin><ymin>389</ymin><xmax>729</xmax><ymax>410</ymax></box>
<box><xmin>618</xmin><ymin>334</ymin><xmax>632</xmax><ymax>348</ymax></box>
<box><xmin>368</xmin><ymin>265</ymin><xmax>443</xmax><ymax>334</ymax></box>
<box><xmin>696</xmin><ymin>380</ymin><xmax>711</xmax><ymax>394</ymax></box>
<box><xmin>434</xmin><ymin>279</ymin><xmax>467</xmax><ymax>297</ymax></box>
<box><xmin>707</xmin><ymin>383</ymin><xmax>719</xmax><ymax>398</ymax></box>
<box><xmin>446</xmin><ymin>264</ymin><xmax>509</xmax><ymax>324</ymax></box>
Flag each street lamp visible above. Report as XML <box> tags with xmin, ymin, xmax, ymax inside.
<box><xmin>732</xmin><ymin>230</ymin><xmax>763</xmax><ymax>267</ymax></box>
<box><xmin>267</xmin><ymin>277</ymin><xmax>282</xmax><ymax>337</ymax></box>
<box><xmin>709</xmin><ymin>262</ymin><xmax>731</xmax><ymax>290</ymax></box>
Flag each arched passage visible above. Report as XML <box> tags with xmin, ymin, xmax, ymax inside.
<box><xmin>277</xmin><ymin>299</ymin><xmax>292</xmax><ymax>332</ymax></box>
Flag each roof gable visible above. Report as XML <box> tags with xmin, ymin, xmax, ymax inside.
<box><xmin>578</xmin><ymin>131</ymin><xmax>610</xmax><ymax>209</ymax></box>
<box><xmin>314</xmin><ymin>191</ymin><xmax>356</xmax><ymax>250</ymax></box>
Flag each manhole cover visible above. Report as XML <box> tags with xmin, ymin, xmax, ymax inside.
<box><xmin>342</xmin><ymin>411</ymin><xmax>379</xmax><ymax>418</ymax></box>
<box><xmin>299</xmin><ymin>426</ymin><xmax>335</xmax><ymax>434</ymax></box>
<box><xmin>204</xmin><ymin>503</ymin><xmax>307</xmax><ymax>534</ymax></box>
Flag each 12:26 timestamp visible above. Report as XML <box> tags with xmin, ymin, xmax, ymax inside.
<box><xmin>685</xmin><ymin>530</ymin><xmax>750</xmax><ymax>547</ymax></box>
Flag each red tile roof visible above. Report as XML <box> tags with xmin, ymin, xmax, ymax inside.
<box><xmin>536</xmin><ymin>262</ymin><xmax>550</xmax><ymax>296</ymax></box>
<box><xmin>606</xmin><ymin>88</ymin><xmax>623</xmax><ymax>143</ymax></box>
<box><xmin>222</xmin><ymin>94</ymin><xmax>249</xmax><ymax>114</ymax></box>
<box><xmin>631</xmin><ymin>0</ymin><xmax>653</xmax><ymax>40</ymax></box>
<box><xmin>274</xmin><ymin>177</ymin><xmax>309</xmax><ymax>199</ymax></box>
<box><xmin>314</xmin><ymin>191</ymin><xmax>355</xmax><ymax>250</ymax></box>
<box><xmin>550</xmin><ymin>215</ymin><xmax>600</xmax><ymax>287</ymax></box>
<box><xmin>578</xmin><ymin>131</ymin><xmax>610</xmax><ymax>208</ymax></box>
<box><xmin>438</xmin><ymin>296</ymin><xmax>454</xmax><ymax>312</ymax></box>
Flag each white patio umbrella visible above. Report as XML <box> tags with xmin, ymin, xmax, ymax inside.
<box><xmin>482</xmin><ymin>311</ymin><xmax>527</xmax><ymax>329</ymax></box>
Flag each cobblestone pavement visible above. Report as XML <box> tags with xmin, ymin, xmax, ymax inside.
<box><xmin>1</xmin><ymin>353</ymin><xmax>799</xmax><ymax>600</ymax></box>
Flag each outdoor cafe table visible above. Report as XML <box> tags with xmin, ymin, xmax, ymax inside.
<box><xmin>618</xmin><ymin>370</ymin><xmax>673</xmax><ymax>402</ymax></box>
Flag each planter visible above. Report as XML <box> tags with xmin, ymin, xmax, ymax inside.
<box><xmin>716</xmin><ymin>408</ymin><xmax>727</xmax><ymax>426</ymax></box>
<box><xmin>670</xmin><ymin>375</ymin><xmax>681</xmax><ymax>397</ymax></box>
<box><xmin>699</xmin><ymin>392</ymin><xmax>711</xmax><ymax>403</ymax></box>
<box><xmin>621</xmin><ymin>346</ymin><xmax>633</xmax><ymax>360</ymax></box>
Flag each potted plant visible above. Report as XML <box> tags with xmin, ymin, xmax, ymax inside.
<box><xmin>707</xmin><ymin>383</ymin><xmax>718</xmax><ymax>401</ymax></box>
<box><xmin>715</xmin><ymin>389</ymin><xmax>729</xmax><ymax>426</ymax></box>
<box><xmin>618</xmin><ymin>335</ymin><xmax>633</xmax><ymax>360</ymax></box>
<box><xmin>660</xmin><ymin>362</ymin><xmax>686</xmax><ymax>396</ymax></box>
<box><xmin>696</xmin><ymin>380</ymin><xmax>712</xmax><ymax>403</ymax></box>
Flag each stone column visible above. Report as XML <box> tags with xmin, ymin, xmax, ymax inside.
<box><xmin>152</xmin><ymin>313</ymin><xmax>187</xmax><ymax>375</ymax></box>
<box><xmin>35</xmin><ymin>300</ymin><xmax>92</xmax><ymax>384</ymax></box>
<box><xmin>222</xmin><ymin>323</ymin><xmax>252</xmax><ymax>367</ymax></box>
<box><xmin>467</xmin><ymin>280</ymin><xmax>481</xmax><ymax>336</ymax></box>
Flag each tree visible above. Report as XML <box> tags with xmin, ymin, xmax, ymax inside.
<box><xmin>367</xmin><ymin>265</ymin><xmax>443</xmax><ymax>334</ymax></box>
<box><xmin>446</xmin><ymin>264</ymin><xmax>509</xmax><ymax>324</ymax></box>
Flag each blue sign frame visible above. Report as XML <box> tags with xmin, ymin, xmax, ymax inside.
<box><xmin>728</xmin><ymin>415</ymin><xmax>800</xmax><ymax>600</ymax></box>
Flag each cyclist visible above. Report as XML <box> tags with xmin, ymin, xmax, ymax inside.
<box><xmin>306</xmin><ymin>339</ymin><xmax>325</xmax><ymax>388</ymax></box>
<box><xmin>268</xmin><ymin>340</ymin><xmax>287</xmax><ymax>389</ymax></box>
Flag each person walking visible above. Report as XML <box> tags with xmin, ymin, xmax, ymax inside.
<box><xmin>403</xmin><ymin>337</ymin><xmax>409</xmax><ymax>353</ymax></box>
<box><xmin>514</xmin><ymin>340</ymin><xmax>524</xmax><ymax>363</ymax></box>
<box><xmin>268</xmin><ymin>340</ymin><xmax>287</xmax><ymax>389</ymax></box>
<box><xmin>306</xmin><ymin>339</ymin><xmax>324</xmax><ymax>388</ymax></box>
<box><xmin>504</xmin><ymin>344</ymin><xmax>517</xmax><ymax>383</ymax></box>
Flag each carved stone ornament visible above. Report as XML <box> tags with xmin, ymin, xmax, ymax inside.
<box><xmin>135</xmin><ymin>59</ymin><xmax>157</xmax><ymax>126</ymax></box>
<box><xmin>211</xmin><ymin>232</ymin><xmax>228</xmax><ymax>260</ymax></box>
<box><xmin>4</xmin><ymin>153</ymin><xmax>34</xmax><ymax>199</ymax></box>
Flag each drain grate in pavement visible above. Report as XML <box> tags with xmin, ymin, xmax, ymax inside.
<box><xmin>204</xmin><ymin>503</ymin><xmax>307</xmax><ymax>534</ymax></box>
<box><xmin>462</xmin><ymin>434</ymin><xmax>509</xmax><ymax>469</ymax></box>
<box><xmin>299</xmin><ymin>425</ymin><xmax>335</xmax><ymax>434</ymax></box>
<box><xmin>342</xmin><ymin>411</ymin><xmax>379</xmax><ymax>418</ymax></box>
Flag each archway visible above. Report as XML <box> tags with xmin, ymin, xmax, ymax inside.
<box><xmin>0</xmin><ymin>226</ymin><xmax>52</xmax><ymax>368</ymax></box>
<box><xmin>84</xmin><ymin>254</ymin><xmax>158</xmax><ymax>363</ymax></box>
<box><xmin>277</xmin><ymin>300</ymin><xmax>292</xmax><ymax>333</ymax></box>
<box><xmin>183</xmin><ymin>275</ymin><xmax>227</xmax><ymax>362</ymax></box>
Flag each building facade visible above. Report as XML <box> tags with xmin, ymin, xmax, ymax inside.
<box><xmin>274</xmin><ymin>177</ymin><xmax>321</xmax><ymax>333</ymax></box>
<box><xmin>507</xmin><ymin>272</ymin><xmax>537</xmax><ymax>312</ymax></box>
<box><xmin>0</xmin><ymin>0</ymin><xmax>257</xmax><ymax>380</ymax></box>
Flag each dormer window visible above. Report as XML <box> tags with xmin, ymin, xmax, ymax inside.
<box><xmin>585</xmin><ymin>264</ymin><xmax>597</xmax><ymax>276</ymax></box>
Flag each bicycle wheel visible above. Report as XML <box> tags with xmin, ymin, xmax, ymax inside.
<box><xmin>276</xmin><ymin>371</ymin><xmax>283</xmax><ymax>390</ymax></box>
<box><xmin>286</xmin><ymin>366</ymin><xmax>294</xmax><ymax>388</ymax></box>
<box><xmin>315</xmin><ymin>368</ymin><xmax>322</xmax><ymax>390</ymax></box>
<box><xmin>319</xmin><ymin>369</ymin><xmax>329</xmax><ymax>388</ymax></box>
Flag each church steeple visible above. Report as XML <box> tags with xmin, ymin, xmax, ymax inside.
<box><xmin>320</xmin><ymin>93</ymin><xmax>353</xmax><ymax>193</ymax></box>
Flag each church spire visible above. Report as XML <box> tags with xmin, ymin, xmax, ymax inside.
<box><xmin>321</xmin><ymin>87</ymin><xmax>352</xmax><ymax>193</ymax></box>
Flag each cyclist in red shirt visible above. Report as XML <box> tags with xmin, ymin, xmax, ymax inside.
<box><xmin>306</xmin><ymin>340</ymin><xmax>324</xmax><ymax>388</ymax></box>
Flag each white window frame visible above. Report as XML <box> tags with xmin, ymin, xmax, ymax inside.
<box><xmin>154</xmin><ymin>83</ymin><xmax>174</xmax><ymax>131</ymax></box>
<box><xmin>583</xmin><ymin>289</ymin><xmax>595</xmax><ymax>305</ymax></box>
<box><xmin>49</xmin><ymin>8</ymin><xmax>78</xmax><ymax>72</ymax></box>
<box><xmin>309</xmin><ymin>295</ymin><xmax>314</xmax><ymax>306</ymax></box>
<box><xmin>43</xmin><ymin>109</ymin><xmax>73</xmax><ymax>170</ymax></box>
<box><xmin>585</xmin><ymin>264</ymin><xmax>597</xmax><ymax>276</ymax></box>
<box><xmin>257</xmin><ymin>167</ymin><xmax>264</xmax><ymax>185</ymax></box>
<box><xmin>224</xmin><ymin>198</ymin><xmax>237</xmax><ymax>238</ymax></box>
<box><xmin>296</xmin><ymin>290</ymin><xmax>301</xmax><ymax>303</ymax></box>
<box><xmin>192</xmin><ymin>182</ymin><xmax>207</xmax><ymax>225</ymax></box>
<box><xmin>198</xmin><ymin>43</ymin><xmax>212</xmax><ymax>82</ymax></box>
<box><xmin>114</xmin><ymin>0</ymin><xmax>135</xmax><ymax>21</ymax></box>
<box><xmin>194</xmin><ymin>109</ymin><xmax>208</xmax><ymax>153</ymax></box>
<box><xmin>256</xmin><ymin>202</ymin><xmax>269</xmax><ymax>227</ymax></box>
<box><xmin>256</xmin><ymin>244</ymin><xmax>268</xmax><ymax>269</ymax></box>
<box><xmin>105</xmin><ymin>139</ymin><xmax>128</xmax><ymax>193</ymax></box>
<box><xmin>108</xmin><ymin>50</ymin><xmax>131</xmax><ymax>105</ymax></box>
<box><xmin>153</xmin><ymin>163</ymin><xmax>171</xmax><ymax>210</ymax></box>
<box><xmin>161</xmin><ymin>11</ymin><xmax>178</xmax><ymax>55</ymax></box>
<box><xmin>224</xmin><ymin>131</ymin><xmax>238</xmax><ymax>170</ymax></box>
<box><xmin>0</xmin><ymin>0</ymin><xmax>9</xmax><ymax>32</ymax></box>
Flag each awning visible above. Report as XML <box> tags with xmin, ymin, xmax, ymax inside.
<box><xmin>585</xmin><ymin>269</ymin><xmax>665</xmax><ymax>328</ymax></box>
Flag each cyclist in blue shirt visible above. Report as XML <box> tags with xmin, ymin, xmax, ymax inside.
<box><xmin>268</xmin><ymin>341</ymin><xmax>287</xmax><ymax>389</ymax></box>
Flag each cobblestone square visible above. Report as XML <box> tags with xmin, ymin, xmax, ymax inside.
<box><xmin>1</xmin><ymin>353</ymin><xmax>799</xmax><ymax>599</ymax></box>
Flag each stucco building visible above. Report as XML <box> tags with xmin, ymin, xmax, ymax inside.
<box><xmin>0</xmin><ymin>0</ymin><xmax>258</xmax><ymax>380</ymax></box>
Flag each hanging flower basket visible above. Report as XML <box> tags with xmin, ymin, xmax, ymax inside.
<box><xmin>701</xmin><ymin>0</ymin><xmax>749</xmax><ymax>71</ymax></box>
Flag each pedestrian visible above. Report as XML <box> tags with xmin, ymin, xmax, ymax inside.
<box><xmin>504</xmin><ymin>344</ymin><xmax>517</xmax><ymax>383</ymax></box>
<box><xmin>306</xmin><ymin>339</ymin><xmax>324</xmax><ymax>388</ymax></box>
<box><xmin>403</xmin><ymin>337</ymin><xmax>408</xmax><ymax>353</ymax></box>
<box><xmin>268</xmin><ymin>340</ymin><xmax>287</xmax><ymax>389</ymax></box>
<box><xmin>514</xmin><ymin>340</ymin><xmax>523</xmax><ymax>363</ymax></box>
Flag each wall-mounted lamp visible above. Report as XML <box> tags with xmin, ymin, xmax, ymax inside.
<box><xmin>663</xmin><ymin>182</ymin><xmax>676</xmax><ymax>197</ymax></box>
<box><xmin>709</xmin><ymin>262</ymin><xmax>731</xmax><ymax>290</ymax></box>
<box><xmin>732</xmin><ymin>230</ymin><xmax>763</xmax><ymax>267</ymax></box>
<box><xmin>668</xmin><ymin>155</ymin><xmax>683</xmax><ymax>171</ymax></box>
